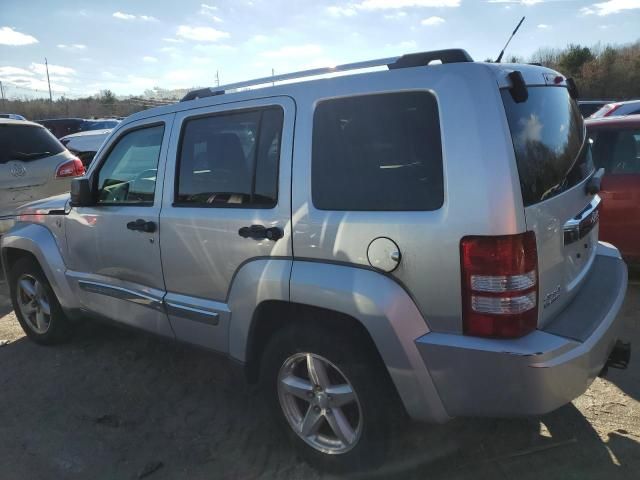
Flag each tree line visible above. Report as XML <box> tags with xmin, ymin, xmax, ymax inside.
<box><xmin>494</xmin><ymin>40</ymin><xmax>639</xmax><ymax>100</ymax></box>
<box><xmin>2</xmin><ymin>40</ymin><xmax>638</xmax><ymax>121</ymax></box>
<box><xmin>0</xmin><ymin>87</ymin><xmax>187</xmax><ymax>121</ymax></box>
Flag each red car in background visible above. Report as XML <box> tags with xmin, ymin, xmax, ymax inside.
<box><xmin>586</xmin><ymin>115</ymin><xmax>640</xmax><ymax>264</ymax></box>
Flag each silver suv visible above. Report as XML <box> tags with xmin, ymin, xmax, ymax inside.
<box><xmin>1</xmin><ymin>50</ymin><xmax>630</xmax><ymax>472</ymax></box>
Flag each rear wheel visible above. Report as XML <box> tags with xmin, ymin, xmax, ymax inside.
<box><xmin>9</xmin><ymin>257</ymin><xmax>73</xmax><ymax>345</ymax></box>
<box><xmin>261</xmin><ymin>323</ymin><xmax>398</xmax><ymax>473</ymax></box>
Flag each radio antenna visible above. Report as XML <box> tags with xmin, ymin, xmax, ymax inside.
<box><xmin>495</xmin><ymin>16</ymin><xmax>525</xmax><ymax>63</ymax></box>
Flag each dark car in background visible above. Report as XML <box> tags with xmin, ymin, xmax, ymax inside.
<box><xmin>36</xmin><ymin>118</ymin><xmax>87</xmax><ymax>138</ymax></box>
<box><xmin>590</xmin><ymin>100</ymin><xmax>640</xmax><ymax>119</ymax></box>
<box><xmin>587</xmin><ymin>114</ymin><xmax>640</xmax><ymax>263</ymax></box>
<box><xmin>36</xmin><ymin>118</ymin><xmax>120</xmax><ymax>138</ymax></box>
<box><xmin>578</xmin><ymin>100</ymin><xmax>613</xmax><ymax>118</ymax></box>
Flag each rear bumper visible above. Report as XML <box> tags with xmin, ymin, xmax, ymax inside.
<box><xmin>416</xmin><ymin>242</ymin><xmax>628</xmax><ymax>417</ymax></box>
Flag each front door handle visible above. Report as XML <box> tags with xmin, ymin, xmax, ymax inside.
<box><xmin>238</xmin><ymin>224</ymin><xmax>283</xmax><ymax>241</ymax></box>
<box><xmin>127</xmin><ymin>219</ymin><xmax>157</xmax><ymax>233</ymax></box>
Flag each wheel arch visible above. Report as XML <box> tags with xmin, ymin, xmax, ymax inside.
<box><xmin>233</xmin><ymin>259</ymin><xmax>450</xmax><ymax>423</ymax></box>
<box><xmin>1</xmin><ymin>223</ymin><xmax>77</xmax><ymax>310</ymax></box>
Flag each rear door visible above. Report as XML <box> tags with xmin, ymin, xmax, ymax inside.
<box><xmin>501</xmin><ymin>84</ymin><xmax>598</xmax><ymax>327</ymax></box>
<box><xmin>0</xmin><ymin>122</ymin><xmax>73</xmax><ymax>218</ymax></box>
<box><xmin>159</xmin><ymin>97</ymin><xmax>293</xmax><ymax>352</ymax></box>
<box><xmin>590</xmin><ymin>126</ymin><xmax>640</xmax><ymax>261</ymax></box>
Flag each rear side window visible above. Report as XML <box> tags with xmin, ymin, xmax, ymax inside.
<box><xmin>501</xmin><ymin>86</ymin><xmax>594</xmax><ymax>206</ymax></box>
<box><xmin>0</xmin><ymin>124</ymin><xmax>65</xmax><ymax>163</ymax></box>
<box><xmin>176</xmin><ymin>107</ymin><xmax>283</xmax><ymax>208</ymax></box>
<box><xmin>312</xmin><ymin>92</ymin><xmax>444</xmax><ymax>211</ymax></box>
<box><xmin>589</xmin><ymin>128</ymin><xmax>640</xmax><ymax>174</ymax></box>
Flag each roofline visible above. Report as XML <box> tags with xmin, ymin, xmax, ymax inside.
<box><xmin>180</xmin><ymin>49</ymin><xmax>474</xmax><ymax>101</ymax></box>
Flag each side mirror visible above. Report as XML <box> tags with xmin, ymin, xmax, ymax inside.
<box><xmin>70</xmin><ymin>177</ymin><xmax>94</xmax><ymax>207</ymax></box>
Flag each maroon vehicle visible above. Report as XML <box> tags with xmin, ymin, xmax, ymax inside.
<box><xmin>587</xmin><ymin>115</ymin><xmax>640</xmax><ymax>263</ymax></box>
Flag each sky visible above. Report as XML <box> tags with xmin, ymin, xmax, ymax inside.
<box><xmin>1</xmin><ymin>0</ymin><xmax>639</xmax><ymax>99</ymax></box>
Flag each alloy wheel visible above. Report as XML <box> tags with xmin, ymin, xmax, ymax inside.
<box><xmin>16</xmin><ymin>274</ymin><xmax>52</xmax><ymax>334</ymax></box>
<box><xmin>277</xmin><ymin>352</ymin><xmax>363</xmax><ymax>455</ymax></box>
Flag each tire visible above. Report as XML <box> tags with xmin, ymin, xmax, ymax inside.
<box><xmin>261</xmin><ymin>322</ymin><xmax>400</xmax><ymax>473</ymax></box>
<box><xmin>9</xmin><ymin>257</ymin><xmax>73</xmax><ymax>345</ymax></box>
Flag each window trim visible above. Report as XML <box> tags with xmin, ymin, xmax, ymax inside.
<box><xmin>91</xmin><ymin>121</ymin><xmax>166</xmax><ymax>208</ymax></box>
<box><xmin>310</xmin><ymin>90</ymin><xmax>445</xmax><ymax>212</ymax></box>
<box><xmin>172</xmin><ymin>105</ymin><xmax>284</xmax><ymax>210</ymax></box>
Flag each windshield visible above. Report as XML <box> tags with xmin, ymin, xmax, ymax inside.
<box><xmin>0</xmin><ymin>124</ymin><xmax>65</xmax><ymax>163</ymax></box>
<box><xmin>501</xmin><ymin>86</ymin><xmax>594</xmax><ymax>206</ymax></box>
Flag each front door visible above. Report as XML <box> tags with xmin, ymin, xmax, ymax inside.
<box><xmin>65</xmin><ymin>115</ymin><xmax>174</xmax><ymax>337</ymax></box>
<box><xmin>159</xmin><ymin>97</ymin><xmax>294</xmax><ymax>352</ymax></box>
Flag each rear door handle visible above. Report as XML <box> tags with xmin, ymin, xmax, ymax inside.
<box><xmin>127</xmin><ymin>219</ymin><xmax>157</xmax><ymax>233</ymax></box>
<box><xmin>238</xmin><ymin>224</ymin><xmax>283</xmax><ymax>241</ymax></box>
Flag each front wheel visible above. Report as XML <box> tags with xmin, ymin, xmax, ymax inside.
<box><xmin>9</xmin><ymin>257</ymin><xmax>73</xmax><ymax>345</ymax></box>
<box><xmin>261</xmin><ymin>324</ymin><xmax>399</xmax><ymax>473</ymax></box>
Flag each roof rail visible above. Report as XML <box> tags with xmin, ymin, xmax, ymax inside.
<box><xmin>180</xmin><ymin>48</ymin><xmax>473</xmax><ymax>102</ymax></box>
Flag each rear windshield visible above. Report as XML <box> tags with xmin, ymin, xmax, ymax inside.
<box><xmin>0</xmin><ymin>124</ymin><xmax>65</xmax><ymax>164</ymax></box>
<box><xmin>501</xmin><ymin>86</ymin><xmax>594</xmax><ymax>206</ymax></box>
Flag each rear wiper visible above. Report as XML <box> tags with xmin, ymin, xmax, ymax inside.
<box><xmin>11</xmin><ymin>151</ymin><xmax>52</xmax><ymax>160</ymax></box>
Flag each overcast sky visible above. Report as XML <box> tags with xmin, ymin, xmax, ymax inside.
<box><xmin>1</xmin><ymin>0</ymin><xmax>639</xmax><ymax>98</ymax></box>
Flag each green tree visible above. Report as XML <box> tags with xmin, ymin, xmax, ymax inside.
<box><xmin>557</xmin><ymin>44</ymin><xmax>594</xmax><ymax>78</ymax></box>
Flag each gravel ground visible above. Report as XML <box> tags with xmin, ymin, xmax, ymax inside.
<box><xmin>0</xmin><ymin>280</ymin><xmax>638</xmax><ymax>480</ymax></box>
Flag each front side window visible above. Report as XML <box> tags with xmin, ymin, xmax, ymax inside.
<box><xmin>312</xmin><ymin>92</ymin><xmax>444</xmax><ymax>211</ymax></box>
<box><xmin>590</xmin><ymin>128</ymin><xmax>640</xmax><ymax>174</ymax></box>
<box><xmin>96</xmin><ymin>125</ymin><xmax>164</xmax><ymax>205</ymax></box>
<box><xmin>176</xmin><ymin>107</ymin><xmax>283</xmax><ymax>207</ymax></box>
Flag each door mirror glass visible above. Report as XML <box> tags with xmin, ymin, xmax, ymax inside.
<box><xmin>70</xmin><ymin>177</ymin><xmax>94</xmax><ymax>207</ymax></box>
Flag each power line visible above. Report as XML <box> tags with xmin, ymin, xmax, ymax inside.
<box><xmin>45</xmin><ymin>57</ymin><xmax>53</xmax><ymax>102</ymax></box>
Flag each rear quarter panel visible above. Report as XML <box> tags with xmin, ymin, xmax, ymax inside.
<box><xmin>290</xmin><ymin>63</ymin><xmax>527</xmax><ymax>334</ymax></box>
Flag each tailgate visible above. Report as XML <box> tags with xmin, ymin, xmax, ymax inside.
<box><xmin>501</xmin><ymin>82</ymin><xmax>599</xmax><ymax>328</ymax></box>
<box><xmin>525</xmin><ymin>187</ymin><xmax>600</xmax><ymax>327</ymax></box>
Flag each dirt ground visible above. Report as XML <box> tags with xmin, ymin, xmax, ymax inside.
<box><xmin>0</xmin><ymin>279</ymin><xmax>639</xmax><ymax>480</ymax></box>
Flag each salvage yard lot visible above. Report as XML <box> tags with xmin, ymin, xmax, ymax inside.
<box><xmin>0</xmin><ymin>281</ymin><xmax>639</xmax><ymax>480</ymax></box>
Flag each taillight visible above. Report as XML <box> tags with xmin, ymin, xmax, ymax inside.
<box><xmin>56</xmin><ymin>157</ymin><xmax>85</xmax><ymax>178</ymax></box>
<box><xmin>460</xmin><ymin>232</ymin><xmax>538</xmax><ymax>338</ymax></box>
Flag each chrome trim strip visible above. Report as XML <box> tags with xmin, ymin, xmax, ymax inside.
<box><xmin>165</xmin><ymin>301</ymin><xmax>220</xmax><ymax>325</ymax></box>
<box><xmin>563</xmin><ymin>194</ymin><xmax>601</xmax><ymax>245</ymax></box>
<box><xmin>564</xmin><ymin>194</ymin><xmax>601</xmax><ymax>230</ymax></box>
<box><xmin>77</xmin><ymin>280</ymin><xmax>165</xmax><ymax>312</ymax></box>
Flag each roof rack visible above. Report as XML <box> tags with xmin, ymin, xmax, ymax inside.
<box><xmin>180</xmin><ymin>48</ymin><xmax>473</xmax><ymax>102</ymax></box>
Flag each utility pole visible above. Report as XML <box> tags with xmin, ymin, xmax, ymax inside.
<box><xmin>0</xmin><ymin>81</ymin><xmax>5</xmax><ymax>105</ymax></box>
<box><xmin>45</xmin><ymin>57</ymin><xmax>53</xmax><ymax>102</ymax></box>
<box><xmin>272</xmin><ymin>68</ymin><xmax>275</xmax><ymax>86</ymax></box>
<box><xmin>215</xmin><ymin>70</ymin><xmax>220</xmax><ymax>87</ymax></box>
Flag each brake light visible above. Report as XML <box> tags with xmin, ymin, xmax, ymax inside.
<box><xmin>460</xmin><ymin>232</ymin><xmax>538</xmax><ymax>338</ymax></box>
<box><xmin>56</xmin><ymin>157</ymin><xmax>85</xmax><ymax>178</ymax></box>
